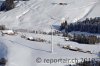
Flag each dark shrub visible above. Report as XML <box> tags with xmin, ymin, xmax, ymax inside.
<box><xmin>0</xmin><ymin>25</ymin><xmax>6</xmax><ymax>30</ymax></box>
<box><xmin>0</xmin><ymin>58</ymin><xmax>7</xmax><ymax>65</ymax></box>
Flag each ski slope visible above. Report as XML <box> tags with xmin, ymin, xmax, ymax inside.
<box><xmin>0</xmin><ymin>0</ymin><xmax>99</xmax><ymax>31</ymax></box>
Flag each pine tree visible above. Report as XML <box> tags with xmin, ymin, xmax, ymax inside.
<box><xmin>5</xmin><ymin>0</ymin><xmax>14</xmax><ymax>10</ymax></box>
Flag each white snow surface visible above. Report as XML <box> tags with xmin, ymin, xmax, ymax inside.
<box><xmin>0</xmin><ymin>0</ymin><xmax>100</xmax><ymax>66</ymax></box>
<box><xmin>0</xmin><ymin>0</ymin><xmax>99</xmax><ymax>31</ymax></box>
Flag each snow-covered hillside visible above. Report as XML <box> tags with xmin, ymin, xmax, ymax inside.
<box><xmin>0</xmin><ymin>0</ymin><xmax>100</xmax><ymax>66</ymax></box>
<box><xmin>0</xmin><ymin>0</ymin><xmax>99</xmax><ymax>31</ymax></box>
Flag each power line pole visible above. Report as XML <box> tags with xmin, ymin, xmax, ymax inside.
<box><xmin>51</xmin><ymin>25</ymin><xmax>53</xmax><ymax>53</ymax></box>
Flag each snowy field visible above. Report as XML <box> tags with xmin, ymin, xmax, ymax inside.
<box><xmin>0</xmin><ymin>0</ymin><xmax>100</xmax><ymax>66</ymax></box>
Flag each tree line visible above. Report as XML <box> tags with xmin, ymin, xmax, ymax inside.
<box><xmin>69</xmin><ymin>34</ymin><xmax>100</xmax><ymax>44</ymax></box>
<box><xmin>65</xmin><ymin>17</ymin><xmax>100</xmax><ymax>33</ymax></box>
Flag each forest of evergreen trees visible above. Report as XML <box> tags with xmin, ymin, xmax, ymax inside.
<box><xmin>65</xmin><ymin>17</ymin><xmax>100</xmax><ymax>33</ymax></box>
<box><xmin>70</xmin><ymin>34</ymin><xmax>100</xmax><ymax>44</ymax></box>
<box><xmin>60</xmin><ymin>17</ymin><xmax>100</xmax><ymax>44</ymax></box>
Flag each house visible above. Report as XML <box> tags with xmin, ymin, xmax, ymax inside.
<box><xmin>64</xmin><ymin>37</ymin><xmax>69</xmax><ymax>41</ymax></box>
<box><xmin>1</xmin><ymin>30</ymin><xmax>15</xmax><ymax>35</ymax></box>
